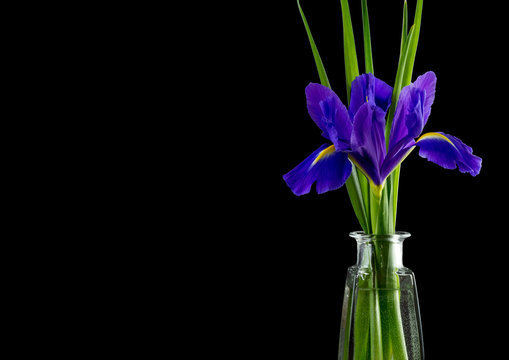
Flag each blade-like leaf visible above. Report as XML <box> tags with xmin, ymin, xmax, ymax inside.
<box><xmin>361</xmin><ymin>0</ymin><xmax>374</xmax><ymax>74</ymax></box>
<box><xmin>400</xmin><ymin>0</ymin><xmax>408</xmax><ymax>57</ymax></box>
<box><xmin>297</xmin><ymin>0</ymin><xmax>369</xmax><ymax>232</ymax></box>
<box><xmin>296</xmin><ymin>0</ymin><xmax>330</xmax><ymax>88</ymax></box>
<box><xmin>388</xmin><ymin>165</ymin><xmax>400</xmax><ymax>229</ymax></box>
<box><xmin>339</xmin><ymin>0</ymin><xmax>360</xmax><ymax>102</ymax></box>
<box><xmin>346</xmin><ymin>166</ymin><xmax>370</xmax><ymax>233</ymax></box>
<box><xmin>402</xmin><ymin>0</ymin><xmax>423</xmax><ymax>86</ymax></box>
<box><xmin>385</xmin><ymin>26</ymin><xmax>414</xmax><ymax>231</ymax></box>
<box><xmin>386</xmin><ymin>0</ymin><xmax>424</xmax><ymax>230</ymax></box>
<box><xmin>385</xmin><ymin>25</ymin><xmax>415</xmax><ymax>141</ymax></box>
<box><xmin>339</xmin><ymin>0</ymin><xmax>371</xmax><ymax>232</ymax></box>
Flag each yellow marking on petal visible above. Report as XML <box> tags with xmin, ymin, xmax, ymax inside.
<box><xmin>311</xmin><ymin>145</ymin><xmax>335</xmax><ymax>167</ymax></box>
<box><xmin>416</xmin><ymin>132</ymin><xmax>455</xmax><ymax>146</ymax></box>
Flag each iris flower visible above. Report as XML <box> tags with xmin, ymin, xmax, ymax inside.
<box><xmin>283</xmin><ymin>72</ymin><xmax>482</xmax><ymax>196</ymax></box>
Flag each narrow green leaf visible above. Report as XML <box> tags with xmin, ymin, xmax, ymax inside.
<box><xmin>386</xmin><ymin>0</ymin><xmax>423</xmax><ymax>229</ymax></box>
<box><xmin>386</xmin><ymin>0</ymin><xmax>422</xmax><ymax>143</ymax></box>
<box><xmin>385</xmin><ymin>25</ymin><xmax>415</xmax><ymax>142</ymax></box>
<box><xmin>296</xmin><ymin>0</ymin><xmax>330</xmax><ymax>88</ymax></box>
<box><xmin>338</xmin><ymin>0</ymin><xmax>371</xmax><ymax>232</ymax></box>
<box><xmin>400</xmin><ymin>1</ymin><xmax>408</xmax><ymax>57</ymax></box>
<box><xmin>346</xmin><ymin>168</ymin><xmax>369</xmax><ymax>233</ymax></box>
<box><xmin>385</xmin><ymin>26</ymin><xmax>414</xmax><ymax>231</ymax></box>
<box><xmin>361</xmin><ymin>173</ymin><xmax>370</xmax><ymax>233</ymax></box>
<box><xmin>389</xmin><ymin>165</ymin><xmax>401</xmax><ymax>228</ymax></box>
<box><xmin>297</xmin><ymin>0</ymin><xmax>369</xmax><ymax>233</ymax></box>
<box><xmin>402</xmin><ymin>0</ymin><xmax>423</xmax><ymax>87</ymax></box>
<box><xmin>339</xmin><ymin>0</ymin><xmax>360</xmax><ymax>102</ymax></box>
<box><xmin>361</xmin><ymin>0</ymin><xmax>374</xmax><ymax>74</ymax></box>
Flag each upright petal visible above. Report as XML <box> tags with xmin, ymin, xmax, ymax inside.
<box><xmin>349</xmin><ymin>103</ymin><xmax>387</xmax><ymax>185</ymax></box>
<box><xmin>388</xmin><ymin>85</ymin><xmax>426</xmax><ymax>152</ymax></box>
<box><xmin>389</xmin><ymin>72</ymin><xmax>437</xmax><ymax>152</ymax></box>
<box><xmin>349</xmin><ymin>73</ymin><xmax>393</xmax><ymax>117</ymax></box>
<box><xmin>415</xmin><ymin>132</ymin><xmax>482</xmax><ymax>176</ymax></box>
<box><xmin>283</xmin><ymin>144</ymin><xmax>353</xmax><ymax>195</ymax></box>
<box><xmin>305</xmin><ymin>83</ymin><xmax>352</xmax><ymax>151</ymax></box>
<box><xmin>413</xmin><ymin>71</ymin><xmax>437</xmax><ymax>126</ymax></box>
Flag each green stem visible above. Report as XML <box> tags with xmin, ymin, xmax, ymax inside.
<box><xmin>373</xmin><ymin>241</ymin><xmax>409</xmax><ymax>360</ymax></box>
<box><xmin>389</xmin><ymin>165</ymin><xmax>401</xmax><ymax>229</ymax></box>
<box><xmin>369</xmin><ymin>183</ymin><xmax>393</xmax><ymax>235</ymax></box>
<box><xmin>354</xmin><ymin>252</ymin><xmax>383</xmax><ymax>359</ymax></box>
<box><xmin>354</xmin><ymin>283</ymin><xmax>371</xmax><ymax>360</ymax></box>
<box><xmin>369</xmin><ymin>281</ymin><xmax>383</xmax><ymax>359</ymax></box>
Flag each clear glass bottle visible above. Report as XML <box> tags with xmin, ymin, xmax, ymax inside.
<box><xmin>338</xmin><ymin>232</ymin><xmax>424</xmax><ymax>360</ymax></box>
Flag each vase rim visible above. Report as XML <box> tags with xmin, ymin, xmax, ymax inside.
<box><xmin>349</xmin><ymin>231</ymin><xmax>411</xmax><ymax>243</ymax></box>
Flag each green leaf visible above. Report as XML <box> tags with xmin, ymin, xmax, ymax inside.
<box><xmin>385</xmin><ymin>25</ymin><xmax>415</xmax><ymax>142</ymax></box>
<box><xmin>297</xmin><ymin>0</ymin><xmax>369</xmax><ymax>233</ymax></box>
<box><xmin>388</xmin><ymin>165</ymin><xmax>401</xmax><ymax>229</ymax></box>
<box><xmin>346</xmin><ymin>167</ymin><xmax>370</xmax><ymax>233</ymax></box>
<box><xmin>296</xmin><ymin>0</ymin><xmax>330</xmax><ymax>88</ymax></box>
<box><xmin>386</xmin><ymin>0</ymin><xmax>424</xmax><ymax>230</ymax></box>
<box><xmin>400</xmin><ymin>1</ymin><xmax>408</xmax><ymax>57</ymax></box>
<box><xmin>402</xmin><ymin>0</ymin><xmax>423</xmax><ymax>87</ymax></box>
<box><xmin>339</xmin><ymin>0</ymin><xmax>360</xmax><ymax>102</ymax></box>
<box><xmin>361</xmin><ymin>0</ymin><xmax>374</xmax><ymax>74</ymax></box>
<box><xmin>386</xmin><ymin>0</ymin><xmax>423</xmax><ymax>142</ymax></box>
<box><xmin>338</xmin><ymin>0</ymin><xmax>372</xmax><ymax>232</ymax></box>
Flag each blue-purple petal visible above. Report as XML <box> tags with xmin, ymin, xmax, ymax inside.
<box><xmin>283</xmin><ymin>144</ymin><xmax>352</xmax><ymax>196</ymax></box>
<box><xmin>305</xmin><ymin>83</ymin><xmax>352</xmax><ymax>151</ymax></box>
<box><xmin>380</xmin><ymin>138</ymin><xmax>415</xmax><ymax>181</ymax></box>
<box><xmin>388</xmin><ymin>85</ymin><xmax>426</xmax><ymax>152</ymax></box>
<box><xmin>374</xmin><ymin>76</ymin><xmax>394</xmax><ymax>112</ymax></box>
<box><xmin>389</xmin><ymin>72</ymin><xmax>437</xmax><ymax>152</ymax></box>
<box><xmin>413</xmin><ymin>71</ymin><xmax>437</xmax><ymax>126</ymax></box>
<box><xmin>349</xmin><ymin>103</ymin><xmax>386</xmax><ymax>185</ymax></box>
<box><xmin>349</xmin><ymin>73</ymin><xmax>393</xmax><ymax>117</ymax></box>
<box><xmin>415</xmin><ymin>132</ymin><xmax>482</xmax><ymax>176</ymax></box>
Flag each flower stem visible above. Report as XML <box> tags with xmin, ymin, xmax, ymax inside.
<box><xmin>373</xmin><ymin>241</ymin><xmax>409</xmax><ymax>360</ymax></box>
<box><xmin>369</xmin><ymin>183</ymin><xmax>393</xmax><ymax>235</ymax></box>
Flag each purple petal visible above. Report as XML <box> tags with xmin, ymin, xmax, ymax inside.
<box><xmin>388</xmin><ymin>85</ymin><xmax>426</xmax><ymax>152</ymax></box>
<box><xmin>415</xmin><ymin>132</ymin><xmax>482</xmax><ymax>176</ymax></box>
<box><xmin>388</xmin><ymin>72</ymin><xmax>437</xmax><ymax>152</ymax></box>
<box><xmin>305</xmin><ymin>83</ymin><xmax>352</xmax><ymax>151</ymax></box>
<box><xmin>349</xmin><ymin>103</ymin><xmax>386</xmax><ymax>185</ymax></box>
<box><xmin>380</xmin><ymin>137</ymin><xmax>415</xmax><ymax>181</ymax></box>
<box><xmin>349</xmin><ymin>73</ymin><xmax>393</xmax><ymax>117</ymax></box>
<box><xmin>413</xmin><ymin>71</ymin><xmax>437</xmax><ymax>126</ymax></box>
<box><xmin>283</xmin><ymin>144</ymin><xmax>352</xmax><ymax>196</ymax></box>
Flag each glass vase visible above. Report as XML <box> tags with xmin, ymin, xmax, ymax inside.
<box><xmin>338</xmin><ymin>232</ymin><xmax>424</xmax><ymax>360</ymax></box>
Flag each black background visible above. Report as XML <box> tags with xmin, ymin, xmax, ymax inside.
<box><xmin>207</xmin><ymin>1</ymin><xmax>506</xmax><ymax>359</ymax></box>
<box><xmin>9</xmin><ymin>1</ymin><xmax>506</xmax><ymax>358</ymax></box>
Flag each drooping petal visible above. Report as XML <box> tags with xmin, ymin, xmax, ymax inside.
<box><xmin>415</xmin><ymin>132</ymin><xmax>482</xmax><ymax>176</ymax></box>
<box><xmin>349</xmin><ymin>103</ymin><xmax>387</xmax><ymax>185</ymax></box>
<box><xmin>349</xmin><ymin>73</ymin><xmax>393</xmax><ymax>117</ymax></box>
<box><xmin>388</xmin><ymin>85</ymin><xmax>426</xmax><ymax>152</ymax></box>
<box><xmin>283</xmin><ymin>144</ymin><xmax>353</xmax><ymax>196</ymax></box>
<box><xmin>305</xmin><ymin>83</ymin><xmax>352</xmax><ymax>151</ymax></box>
<box><xmin>380</xmin><ymin>137</ymin><xmax>416</xmax><ymax>181</ymax></box>
<box><xmin>413</xmin><ymin>71</ymin><xmax>437</xmax><ymax>126</ymax></box>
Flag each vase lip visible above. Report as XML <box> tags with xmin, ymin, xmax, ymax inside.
<box><xmin>349</xmin><ymin>231</ymin><xmax>411</xmax><ymax>243</ymax></box>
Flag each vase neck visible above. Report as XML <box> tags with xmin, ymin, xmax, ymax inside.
<box><xmin>350</xmin><ymin>232</ymin><xmax>410</xmax><ymax>270</ymax></box>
